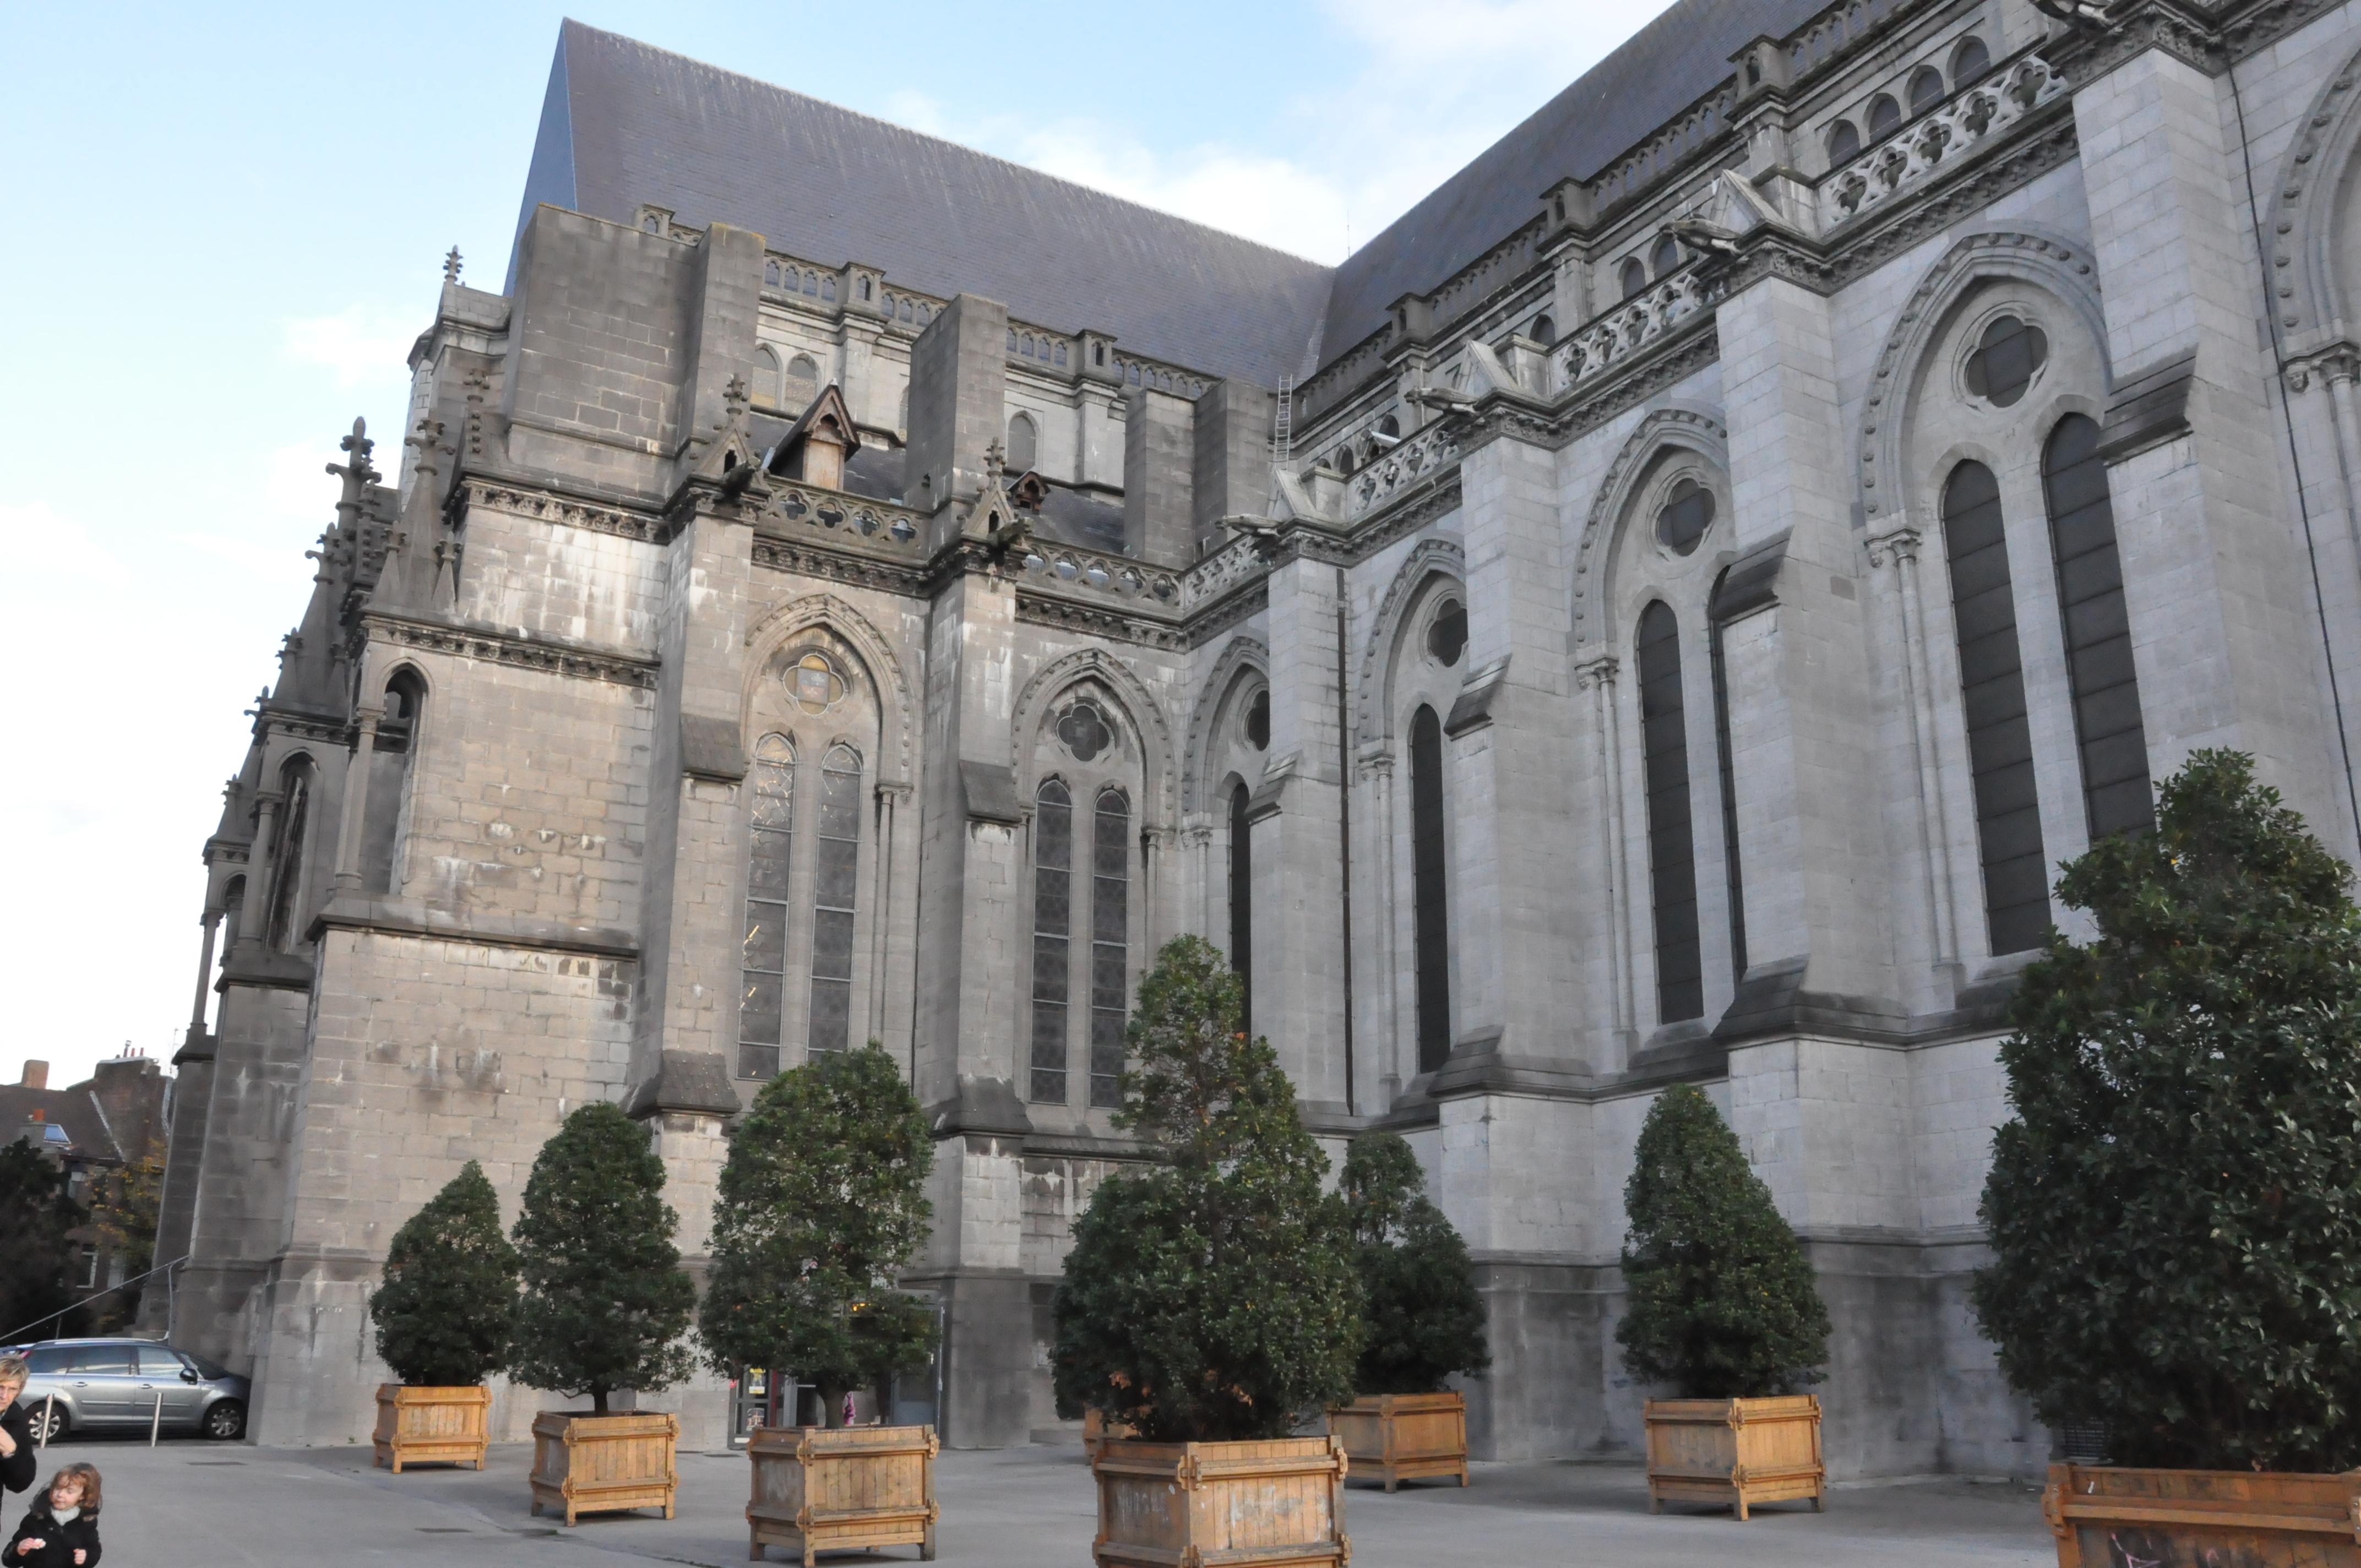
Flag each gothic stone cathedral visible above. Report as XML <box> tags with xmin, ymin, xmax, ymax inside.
<box><xmin>156</xmin><ymin>0</ymin><xmax>2361</xmax><ymax>1469</ymax></box>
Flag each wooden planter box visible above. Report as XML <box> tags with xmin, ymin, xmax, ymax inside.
<box><xmin>1081</xmin><ymin>1408</ymin><xmax>1136</xmax><ymax>1464</ymax></box>
<box><xmin>746</xmin><ymin>1423</ymin><xmax>939</xmax><ymax>1565</ymax></box>
<box><xmin>1092</xmin><ymin>1435</ymin><xmax>1348</xmax><ymax>1568</ymax></box>
<box><xmin>1643</xmin><ymin>1395</ymin><xmax>1825</xmax><ymax>1520</ymax></box>
<box><xmin>529</xmin><ymin>1410</ymin><xmax>678</xmax><ymax>1526</ymax></box>
<box><xmin>372</xmin><ymin>1384</ymin><xmax>491</xmax><ymax>1473</ymax></box>
<box><xmin>1327</xmin><ymin>1391</ymin><xmax>1469</xmax><ymax>1491</ymax></box>
<box><xmin>2043</xmin><ymin>1462</ymin><xmax>2361</xmax><ymax>1567</ymax></box>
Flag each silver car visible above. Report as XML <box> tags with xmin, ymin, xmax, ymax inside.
<box><xmin>10</xmin><ymin>1338</ymin><xmax>248</xmax><ymax>1441</ymax></box>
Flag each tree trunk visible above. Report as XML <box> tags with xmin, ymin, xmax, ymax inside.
<box><xmin>591</xmin><ymin>1386</ymin><xmax>609</xmax><ymax>1416</ymax></box>
<box><xmin>818</xmin><ymin>1384</ymin><xmax>847</xmax><ymax>1429</ymax></box>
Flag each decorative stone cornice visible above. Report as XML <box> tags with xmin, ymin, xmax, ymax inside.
<box><xmin>361</xmin><ymin>612</ymin><xmax>660</xmax><ymax>689</ymax></box>
<box><xmin>1184</xmin><ymin>580</ymin><xmax>1270</xmax><ymax>649</ymax></box>
<box><xmin>459</xmin><ymin>478</ymin><xmax>657</xmax><ymax>542</ymax></box>
<box><xmin>2049</xmin><ymin>0</ymin><xmax>2224</xmax><ymax>84</ymax></box>
<box><xmin>752</xmin><ymin>535</ymin><xmax>926</xmax><ymax>595</ymax></box>
<box><xmin>1015</xmin><ymin>592</ymin><xmax>1187</xmax><ymax>651</ymax></box>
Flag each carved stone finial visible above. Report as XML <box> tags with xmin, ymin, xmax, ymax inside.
<box><xmin>723</xmin><ymin>374</ymin><xmax>751</xmax><ymax>419</ymax></box>
<box><xmin>443</xmin><ymin>247</ymin><xmax>463</xmax><ymax>285</ymax></box>
<box><xmin>406</xmin><ymin>415</ymin><xmax>448</xmax><ymax>480</ymax></box>
<box><xmin>983</xmin><ymin>439</ymin><xmax>1007</xmax><ymax>484</ymax></box>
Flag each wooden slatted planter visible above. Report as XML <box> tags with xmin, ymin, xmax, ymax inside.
<box><xmin>372</xmin><ymin>1384</ymin><xmax>491</xmax><ymax>1473</ymax></box>
<box><xmin>1328</xmin><ymin>1390</ymin><xmax>1469</xmax><ymax>1491</ymax></box>
<box><xmin>746</xmin><ymin>1423</ymin><xmax>939</xmax><ymax>1565</ymax></box>
<box><xmin>529</xmin><ymin>1410</ymin><xmax>679</xmax><ymax>1526</ymax></box>
<box><xmin>1092</xmin><ymin>1435</ymin><xmax>1348</xmax><ymax>1568</ymax></box>
<box><xmin>1643</xmin><ymin>1395</ymin><xmax>1825</xmax><ymax>1520</ymax></box>
<box><xmin>2043</xmin><ymin>1462</ymin><xmax>2361</xmax><ymax>1567</ymax></box>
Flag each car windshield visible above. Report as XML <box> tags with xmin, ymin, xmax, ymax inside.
<box><xmin>175</xmin><ymin>1349</ymin><xmax>231</xmax><ymax>1381</ymax></box>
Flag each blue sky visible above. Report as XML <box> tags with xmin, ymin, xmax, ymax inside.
<box><xmin>0</xmin><ymin>0</ymin><xmax>1675</xmax><ymax>1087</ymax></box>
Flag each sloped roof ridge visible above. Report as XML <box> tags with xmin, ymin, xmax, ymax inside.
<box><xmin>560</xmin><ymin>20</ymin><xmax>1328</xmax><ymax>272</ymax></box>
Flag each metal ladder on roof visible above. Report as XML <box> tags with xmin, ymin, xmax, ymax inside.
<box><xmin>1273</xmin><ymin>375</ymin><xmax>1294</xmax><ymax>472</ymax></box>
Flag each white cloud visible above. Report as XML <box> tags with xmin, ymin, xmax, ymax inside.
<box><xmin>282</xmin><ymin>304</ymin><xmax>419</xmax><ymax>389</ymax></box>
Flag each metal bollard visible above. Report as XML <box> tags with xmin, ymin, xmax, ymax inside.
<box><xmin>36</xmin><ymin>1395</ymin><xmax>53</xmax><ymax>1452</ymax></box>
<box><xmin>149</xmin><ymin>1390</ymin><xmax>162</xmax><ymax>1448</ymax></box>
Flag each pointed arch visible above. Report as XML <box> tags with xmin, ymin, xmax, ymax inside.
<box><xmin>1354</xmin><ymin>537</ymin><xmax>1466</xmax><ymax>739</ymax></box>
<box><xmin>1856</xmin><ymin>228</ymin><xmax>2109</xmax><ymax>530</ymax></box>
<box><xmin>1571</xmin><ymin>404</ymin><xmax>1728</xmax><ymax>654</ymax></box>
<box><xmin>743</xmin><ymin>592</ymin><xmax>914</xmax><ymax>785</ymax></box>
<box><xmin>1010</xmin><ymin>646</ymin><xmax>1177</xmax><ymax>825</ymax></box>
<box><xmin>1184</xmin><ymin>636</ymin><xmax>1269</xmax><ymax>814</ymax></box>
<box><xmin>2268</xmin><ymin>39</ymin><xmax>2361</xmax><ymax>342</ymax></box>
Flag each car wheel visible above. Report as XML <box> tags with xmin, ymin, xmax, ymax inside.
<box><xmin>203</xmin><ymin>1400</ymin><xmax>244</xmax><ymax>1441</ymax></box>
<box><xmin>30</xmin><ymin>1404</ymin><xmax>66</xmax><ymax>1445</ymax></box>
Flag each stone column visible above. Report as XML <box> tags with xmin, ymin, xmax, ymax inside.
<box><xmin>232</xmin><ymin>790</ymin><xmax>283</xmax><ymax>960</ymax></box>
<box><xmin>870</xmin><ymin>783</ymin><xmax>906</xmax><ymax>1044</ymax></box>
<box><xmin>187</xmin><ymin>906</ymin><xmax>222</xmax><ymax>1036</ymax></box>
<box><xmin>2318</xmin><ymin>351</ymin><xmax>2361</xmax><ymax>554</ymax></box>
<box><xmin>1357</xmin><ymin>752</ymin><xmax>1402</xmax><ymax>1102</ymax></box>
<box><xmin>329</xmin><ymin>704</ymin><xmax>382</xmax><ymax>897</ymax></box>
<box><xmin>2073</xmin><ymin>43</ymin><xmax>2350</xmax><ymax>850</ymax></box>
<box><xmin>1867</xmin><ymin>526</ymin><xmax>1960</xmax><ymax>978</ymax></box>
<box><xmin>1574</xmin><ymin>656</ymin><xmax>1635</xmax><ymax>1038</ymax></box>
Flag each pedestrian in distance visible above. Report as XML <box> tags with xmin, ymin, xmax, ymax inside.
<box><xmin>6</xmin><ymin>1464</ymin><xmax>99</xmax><ymax>1568</ymax></box>
<box><xmin>0</xmin><ymin>1362</ymin><xmax>36</xmax><ymax>1496</ymax></box>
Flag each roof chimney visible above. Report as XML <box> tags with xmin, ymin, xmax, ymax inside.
<box><xmin>19</xmin><ymin>1062</ymin><xmax>46</xmax><ymax>1090</ymax></box>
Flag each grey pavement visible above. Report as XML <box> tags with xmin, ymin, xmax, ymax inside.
<box><xmin>34</xmin><ymin>1434</ymin><xmax>2053</xmax><ymax>1566</ymax></box>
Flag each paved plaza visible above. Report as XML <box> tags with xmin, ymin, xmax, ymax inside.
<box><xmin>48</xmin><ymin>1435</ymin><xmax>2052</xmax><ymax>1566</ymax></box>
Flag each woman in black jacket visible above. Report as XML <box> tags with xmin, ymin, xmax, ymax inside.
<box><xmin>6</xmin><ymin>1464</ymin><xmax>100</xmax><ymax>1568</ymax></box>
<box><xmin>0</xmin><ymin>1360</ymin><xmax>35</xmax><ymax>1497</ymax></box>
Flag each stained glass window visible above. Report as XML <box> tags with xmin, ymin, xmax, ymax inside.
<box><xmin>739</xmin><ymin>733</ymin><xmax>795</xmax><ymax>1079</ymax></box>
<box><xmin>1030</xmin><ymin>779</ymin><xmax>1073</xmax><ymax>1104</ymax></box>
<box><xmin>1090</xmin><ymin>787</ymin><xmax>1130</xmax><ymax>1108</ymax></box>
<box><xmin>808</xmin><ymin>743</ymin><xmax>861</xmax><ymax>1057</ymax></box>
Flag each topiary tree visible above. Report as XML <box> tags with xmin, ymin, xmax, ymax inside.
<box><xmin>1052</xmin><ymin>935</ymin><xmax>1363</xmax><ymax>1442</ymax></box>
<box><xmin>508</xmin><ymin>1102</ymin><xmax>695</xmax><ymax>1415</ymax></box>
<box><xmin>1973</xmin><ymin>749</ymin><xmax>2361</xmax><ymax>1472</ymax></box>
<box><xmin>699</xmin><ymin>1042</ymin><xmax>937</xmax><ymax>1428</ymax></box>
<box><xmin>0</xmin><ymin>1143</ymin><xmax>86</xmax><ymax>1341</ymax></box>
<box><xmin>368</xmin><ymin>1160</ymin><xmax>519</xmax><ymax>1386</ymax></box>
<box><xmin>1616</xmin><ymin>1082</ymin><xmax>1830</xmax><ymax>1398</ymax></box>
<box><xmin>1341</xmin><ymin>1133</ymin><xmax>1489</xmax><ymax>1396</ymax></box>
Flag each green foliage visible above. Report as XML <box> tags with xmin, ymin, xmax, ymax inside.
<box><xmin>508</xmin><ymin>1103</ymin><xmax>695</xmax><ymax>1414</ymax></box>
<box><xmin>1974</xmin><ymin>750</ymin><xmax>2361</xmax><ymax>1471</ymax></box>
<box><xmin>700</xmin><ymin>1043</ymin><xmax>938</xmax><ymax>1424</ymax></box>
<box><xmin>0</xmin><ymin>1144</ymin><xmax>85</xmax><ymax>1341</ymax></box>
<box><xmin>1052</xmin><ymin>935</ymin><xmax>1363</xmax><ymax>1442</ymax></box>
<box><xmin>1616</xmin><ymin>1083</ymin><xmax>1830</xmax><ymax>1398</ymax></box>
<box><xmin>368</xmin><ymin>1161</ymin><xmax>520</xmax><ymax>1387</ymax></box>
<box><xmin>1342</xmin><ymin>1133</ymin><xmax>1489</xmax><ymax>1396</ymax></box>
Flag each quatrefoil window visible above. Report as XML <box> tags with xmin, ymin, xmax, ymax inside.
<box><xmin>791</xmin><ymin>651</ymin><xmax>847</xmax><ymax>715</ymax></box>
<box><xmin>1057</xmin><ymin>700</ymin><xmax>1113</xmax><ymax>763</ymax></box>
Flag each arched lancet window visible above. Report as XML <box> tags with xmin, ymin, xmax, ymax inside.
<box><xmin>1619</xmin><ymin>257</ymin><xmax>1649</xmax><ymax>300</ymax></box>
<box><xmin>1408</xmin><ymin>705</ymin><xmax>1452</xmax><ymax>1072</ymax></box>
<box><xmin>1941</xmin><ymin>461</ymin><xmax>2050</xmax><ymax>954</ymax></box>
<box><xmin>1908</xmin><ymin>64</ymin><xmax>1945</xmax><ymax>115</ymax></box>
<box><xmin>363</xmin><ymin>668</ymin><xmax>428</xmax><ymax>894</ymax></box>
<box><xmin>2042</xmin><ymin>414</ymin><xmax>2155</xmax><ymax>840</ymax></box>
<box><xmin>1868</xmin><ymin>93</ymin><xmax>1902</xmax><ymax>136</ymax></box>
<box><xmin>784</xmin><ymin>354</ymin><xmax>820</xmax><ymax>409</ymax></box>
<box><xmin>1650</xmin><ymin>234</ymin><xmax>1682</xmax><ymax>279</ymax></box>
<box><xmin>266</xmin><ymin>756</ymin><xmax>315</xmax><ymax>951</ymax></box>
<box><xmin>1827</xmin><ymin>119</ymin><xmax>1862</xmax><ymax>166</ymax></box>
<box><xmin>739</xmin><ymin>733</ymin><xmax>796</xmax><ymax>1080</ymax></box>
<box><xmin>807</xmin><ymin>743</ymin><xmax>862</xmax><ymax>1056</ymax></box>
<box><xmin>1006</xmin><ymin>411</ymin><xmax>1038</xmax><ymax>474</ymax></box>
<box><xmin>1228</xmin><ymin>780</ymin><xmax>1253</xmax><ymax>1035</ymax></box>
<box><xmin>1952</xmin><ymin>36</ymin><xmax>1991</xmax><ymax>87</ymax></box>
<box><xmin>1030</xmin><ymin>778</ymin><xmax>1074</xmax><ymax>1104</ymax></box>
<box><xmin>1090</xmin><ymin>786</ymin><xmax>1131</xmax><ymax>1108</ymax></box>
<box><xmin>1707</xmin><ymin>580</ymin><xmax>1748</xmax><ymax>984</ymax></box>
<box><xmin>1531</xmin><ymin>313</ymin><xmax>1555</xmax><ymax>346</ymax></box>
<box><xmin>753</xmin><ymin>345</ymin><xmax>784</xmax><ymax>408</ymax></box>
<box><xmin>1636</xmin><ymin>602</ymin><xmax>1702</xmax><ymax>1023</ymax></box>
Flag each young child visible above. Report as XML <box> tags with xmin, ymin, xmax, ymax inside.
<box><xmin>6</xmin><ymin>1465</ymin><xmax>99</xmax><ymax>1568</ymax></box>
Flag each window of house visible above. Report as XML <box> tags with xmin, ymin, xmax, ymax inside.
<box><xmin>1908</xmin><ymin>64</ymin><xmax>1945</xmax><ymax>115</ymax></box>
<box><xmin>1656</xmin><ymin>476</ymin><xmax>1715</xmax><ymax>557</ymax></box>
<box><xmin>363</xmin><ymin>668</ymin><xmax>427</xmax><ymax>895</ymax></box>
<box><xmin>1228</xmin><ymin>781</ymin><xmax>1253</xmax><ymax>1035</ymax></box>
<box><xmin>1868</xmin><ymin>94</ymin><xmax>1902</xmax><ymax>135</ymax></box>
<box><xmin>266</xmin><ymin>757</ymin><xmax>314</xmax><ymax>951</ymax></box>
<box><xmin>1058</xmin><ymin>701</ymin><xmax>1112</xmax><ymax>763</ymax></box>
<box><xmin>1620</xmin><ymin>257</ymin><xmax>1649</xmax><ymax>300</ymax></box>
<box><xmin>754</xmin><ymin>346</ymin><xmax>784</xmax><ymax>408</ymax></box>
<box><xmin>1426</xmin><ymin>598</ymin><xmax>1467</xmax><ymax>667</ymax></box>
<box><xmin>2043</xmin><ymin>415</ymin><xmax>2155</xmax><ymax>840</ymax></box>
<box><xmin>806</xmin><ymin>744</ymin><xmax>862</xmax><ymax>1057</ymax></box>
<box><xmin>1827</xmin><ymin>119</ymin><xmax>1862</xmax><ymax>165</ymax></box>
<box><xmin>75</xmin><ymin>1247</ymin><xmax>97</xmax><ymax>1290</ymax></box>
<box><xmin>1650</xmin><ymin>234</ymin><xmax>1682</xmax><ymax>279</ymax></box>
<box><xmin>1965</xmin><ymin>315</ymin><xmax>2048</xmax><ymax>408</ymax></box>
<box><xmin>1409</xmin><ymin>705</ymin><xmax>1453</xmax><ymax>1074</ymax></box>
<box><xmin>1942</xmin><ymin>460</ymin><xmax>2050</xmax><ymax>954</ymax></box>
<box><xmin>1007</xmin><ymin>412</ymin><xmax>1038</xmax><ymax>474</ymax></box>
<box><xmin>739</xmin><ymin>733</ymin><xmax>797</xmax><ymax>1079</ymax></box>
<box><xmin>1089</xmin><ymin>787</ymin><xmax>1130</xmax><ymax>1108</ymax></box>
<box><xmin>1637</xmin><ymin>601</ymin><xmax>1703</xmax><ymax>1023</ymax></box>
<box><xmin>784</xmin><ymin>354</ymin><xmax>820</xmax><ymax>410</ymax></box>
<box><xmin>1030</xmin><ymin>778</ymin><xmax>1074</xmax><ymax>1104</ymax></box>
<box><xmin>1531</xmin><ymin>314</ymin><xmax>1555</xmax><ymax>346</ymax></box>
<box><xmin>1952</xmin><ymin>36</ymin><xmax>1992</xmax><ymax>87</ymax></box>
<box><xmin>1243</xmin><ymin>689</ymin><xmax>1270</xmax><ymax>750</ymax></box>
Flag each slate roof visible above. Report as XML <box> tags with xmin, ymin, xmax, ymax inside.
<box><xmin>1318</xmin><ymin>0</ymin><xmax>1830</xmax><ymax>363</ymax></box>
<box><xmin>513</xmin><ymin>21</ymin><xmax>1334</xmax><ymax>390</ymax></box>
